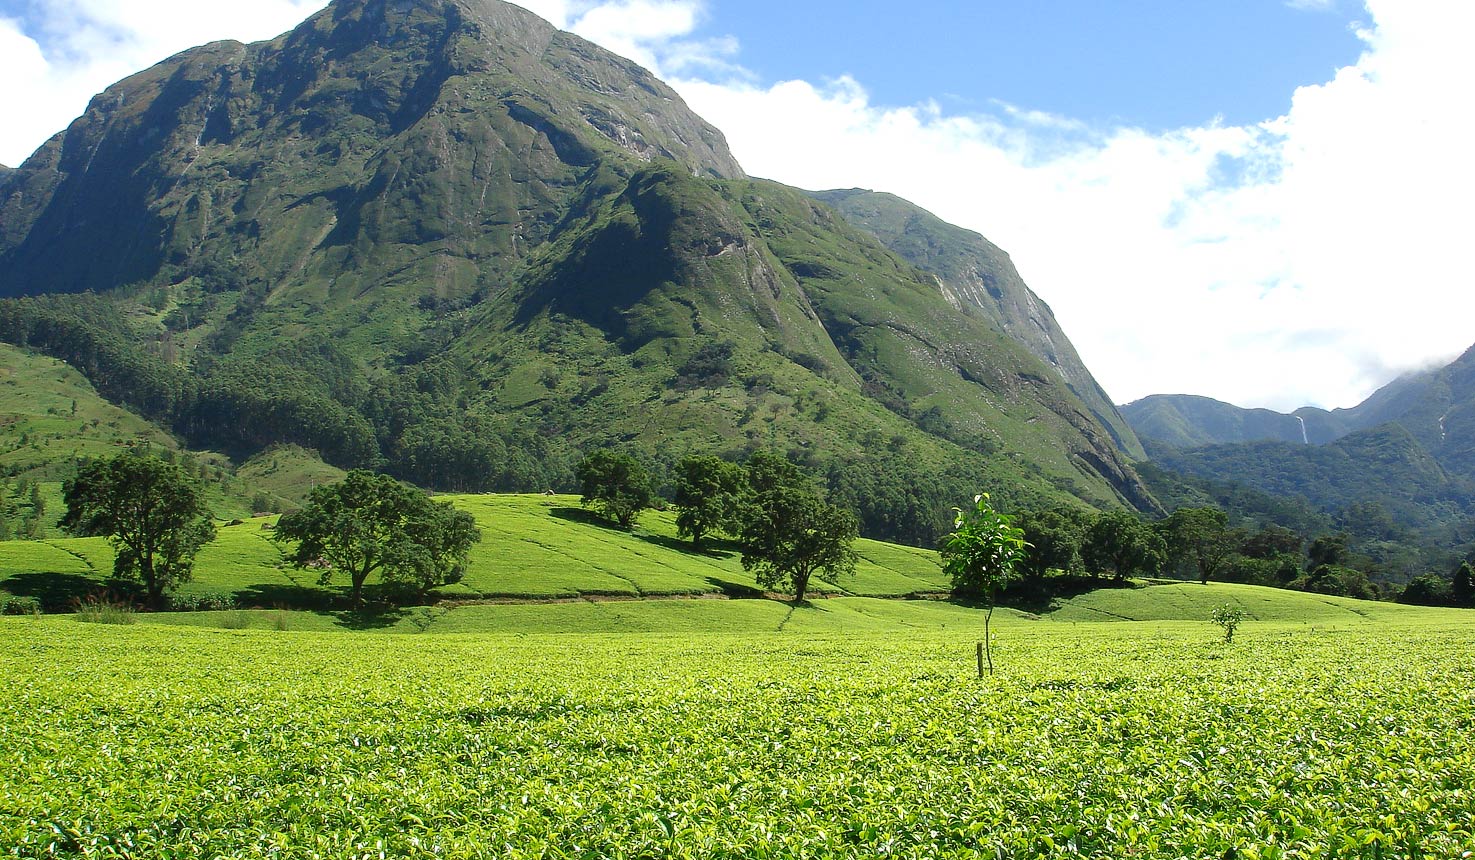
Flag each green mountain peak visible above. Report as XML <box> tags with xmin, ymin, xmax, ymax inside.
<box><xmin>0</xmin><ymin>0</ymin><xmax>1155</xmax><ymax>545</ymax></box>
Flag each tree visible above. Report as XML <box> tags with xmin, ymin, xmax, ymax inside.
<box><xmin>576</xmin><ymin>449</ymin><xmax>653</xmax><ymax>529</ymax></box>
<box><xmin>1162</xmin><ymin>507</ymin><xmax>1237</xmax><ymax>584</ymax></box>
<box><xmin>273</xmin><ymin>471</ymin><xmax>480</xmax><ymax>605</ymax></box>
<box><xmin>1017</xmin><ymin>505</ymin><xmax>1092</xmax><ymax>579</ymax></box>
<box><xmin>673</xmin><ymin>454</ymin><xmax>745</xmax><ymax>548</ymax></box>
<box><xmin>61</xmin><ymin>450</ymin><xmax>216</xmax><ymax>606</ymax></box>
<box><xmin>940</xmin><ymin>493</ymin><xmax>1028</xmax><ymax>674</ymax></box>
<box><xmin>1082</xmin><ymin>510</ymin><xmax>1165</xmax><ymax>581</ymax></box>
<box><xmin>1399</xmin><ymin>572</ymin><xmax>1450</xmax><ymax>607</ymax></box>
<box><xmin>1307</xmin><ymin>534</ymin><xmax>1350</xmax><ymax>571</ymax></box>
<box><xmin>738</xmin><ymin>452</ymin><xmax>857</xmax><ymax>602</ymax></box>
<box><xmin>1211</xmin><ymin>605</ymin><xmax>1246</xmax><ymax>643</ymax></box>
<box><xmin>1452</xmin><ymin>561</ymin><xmax>1474</xmax><ymax>608</ymax></box>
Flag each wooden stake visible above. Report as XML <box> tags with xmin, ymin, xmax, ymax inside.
<box><xmin>976</xmin><ymin>640</ymin><xmax>984</xmax><ymax>679</ymax></box>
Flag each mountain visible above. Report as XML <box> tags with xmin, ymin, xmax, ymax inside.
<box><xmin>809</xmin><ymin>189</ymin><xmax>1145</xmax><ymax>462</ymax></box>
<box><xmin>1132</xmin><ymin>346</ymin><xmax>1475</xmax><ymax>567</ymax></box>
<box><xmin>0</xmin><ymin>0</ymin><xmax>1154</xmax><ymax>544</ymax></box>
<box><xmin>1123</xmin><ymin>355</ymin><xmax>1462</xmax><ymax>452</ymax></box>
<box><xmin>1122</xmin><ymin>395</ymin><xmax>1336</xmax><ymax>448</ymax></box>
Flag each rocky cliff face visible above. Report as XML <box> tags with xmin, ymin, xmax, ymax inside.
<box><xmin>810</xmin><ymin>189</ymin><xmax>1145</xmax><ymax>462</ymax></box>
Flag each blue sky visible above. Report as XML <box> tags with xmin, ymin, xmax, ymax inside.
<box><xmin>696</xmin><ymin>1</ymin><xmax>1365</xmax><ymax>132</ymax></box>
<box><xmin>1</xmin><ymin>0</ymin><xmax>1472</xmax><ymax>413</ymax></box>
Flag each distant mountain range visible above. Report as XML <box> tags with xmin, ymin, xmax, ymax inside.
<box><xmin>0</xmin><ymin>0</ymin><xmax>1154</xmax><ymax>545</ymax></box>
<box><xmin>1123</xmin><ymin>345</ymin><xmax>1475</xmax><ymax>468</ymax></box>
<box><xmin>1124</xmin><ymin>346</ymin><xmax>1475</xmax><ymax>560</ymax></box>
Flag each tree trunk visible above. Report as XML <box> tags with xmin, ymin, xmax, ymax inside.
<box><xmin>983</xmin><ymin>602</ymin><xmax>995</xmax><ymax>675</ymax></box>
<box><xmin>141</xmin><ymin>551</ymin><xmax>161</xmax><ymax>608</ymax></box>
<box><xmin>793</xmin><ymin>566</ymin><xmax>812</xmax><ymax>603</ymax></box>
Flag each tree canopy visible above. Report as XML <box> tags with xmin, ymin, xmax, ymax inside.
<box><xmin>273</xmin><ymin>471</ymin><xmax>480</xmax><ymax>605</ymax></box>
<box><xmin>1082</xmin><ymin>510</ymin><xmax>1165</xmax><ymax>582</ymax></box>
<box><xmin>673</xmin><ymin>454</ymin><xmax>745</xmax><ymax>548</ymax></box>
<box><xmin>576</xmin><ymin>449</ymin><xmax>654</xmax><ymax>530</ymax></box>
<box><xmin>739</xmin><ymin>451</ymin><xmax>857</xmax><ymax>602</ymax></box>
<box><xmin>61</xmin><ymin>450</ymin><xmax>216</xmax><ymax>606</ymax></box>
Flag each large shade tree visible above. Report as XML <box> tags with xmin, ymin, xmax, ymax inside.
<box><xmin>62</xmin><ymin>450</ymin><xmax>217</xmax><ymax>607</ymax></box>
<box><xmin>673</xmin><ymin>454</ymin><xmax>745</xmax><ymax>549</ymax></box>
<box><xmin>739</xmin><ymin>451</ymin><xmax>857</xmax><ymax>602</ymax></box>
<box><xmin>1083</xmin><ymin>510</ymin><xmax>1165</xmax><ymax>582</ymax></box>
<box><xmin>273</xmin><ymin>471</ymin><xmax>480</xmax><ymax>605</ymax></box>
<box><xmin>576</xmin><ymin>449</ymin><xmax>653</xmax><ymax>530</ymax></box>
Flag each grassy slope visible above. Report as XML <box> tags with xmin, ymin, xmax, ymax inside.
<box><xmin>5</xmin><ymin>491</ymin><xmax>1466</xmax><ymax>634</ymax></box>
<box><xmin>0</xmin><ymin>494</ymin><xmax>950</xmax><ymax>609</ymax></box>
<box><xmin>0</xmin><ymin>344</ymin><xmax>340</xmax><ymax>527</ymax></box>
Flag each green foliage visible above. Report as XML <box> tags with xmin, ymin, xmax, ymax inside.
<box><xmin>1400</xmin><ymin>573</ymin><xmax>1452</xmax><ymax>606</ymax></box>
<box><xmin>739</xmin><ymin>452</ymin><xmax>858</xmax><ymax>602</ymax></box>
<box><xmin>1210</xmin><ymin>604</ymin><xmax>1246</xmax><ymax>642</ymax></box>
<box><xmin>1161</xmin><ymin>507</ymin><xmax>1237</xmax><ymax>584</ymax></box>
<box><xmin>1016</xmin><ymin>505</ymin><xmax>1092</xmax><ymax>578</ymax></box>
<box><xmin>1083</xmin><ymin>510</ymin><xmax>1166</xmax><ymax>581</ymax></box>
<box><xmin>60</xmin><ymin>450</ymin><xmax>216</xmax><ymax>606</ymax></box>
<box><xmin>0</xmin><ymin>592</ymin><xmax>40</xmax><ymax>615</ymax></box>
<box><xmin>1454</xmin><ymin>561</ymin><xmax>1474</xmax><ymax>607</ymax></box>
<box><xmin>941</xmin><ymin>493</ymin><xmax>1028</xmax><ymax>601</ymax></box>
<box><xmin>6</xmin><ymin>613</ymin><xmax>1474</xmax><ymax>855</ymax></box>
<box><xmin>273</xmin><ymin>471</ymin><xmax>480</xmax><ymax>605</ymax></box>
<box><xmin>576</xmin><ymin>450</ymin><xmax>654</xmax><ymax>530</ymax></box>
<box><xmin>672</xmin><ymin>454</ymin><xmax>744</xmax><ymax>548</ymax></box>
<box><xmin>71</xmin><ymin>594</ymin><xmax>137</xmax><ymax>624</ymax></box>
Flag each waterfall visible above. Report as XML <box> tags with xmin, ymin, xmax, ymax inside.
<box><xmin>1295</xmin><ymin>415</ymin><xmax>1309</xmax><ymax>445</ymax></box>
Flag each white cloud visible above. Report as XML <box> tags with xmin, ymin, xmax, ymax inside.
<box><xmin>0</xmin><ymin>0</ymin><xmax>329</xmax><ymax>165</ymax></box>
<box><xmin>2</xmin><ymin>0</ymin><xmax>1470</xmax><ymax>414</ymax></box>
<box><xmin>669</xmin><ymin>0</ymin><xmax>1475</xmax><ymax>411</ymax></box>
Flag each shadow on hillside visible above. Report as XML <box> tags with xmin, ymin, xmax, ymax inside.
<box><xmin>637</xmin><ymin>533</ymin><xmax>736</xmax><ymax>559</ymax></box>
<box><xmin>703</xmin><ymin>576</ymin><xmax>765</xmax><ymax>599</ymax></box>
<box><xmin>1</xmin><ymin>572</ymin><xmax>114</xmax><ymax>612</ymax></box>
<box><xmin>332</xmin><ymin>606</ymin><xmax>412</xmax><ymax>630</ymax></box>
<box><xmin>234</xmin><ymin>583</ymin><xmax>335</xmax><ymax>611</ymax></box>
<box><xmin>548</xmin><ymin>506</ymin><xmax>630</xmax><ymax>531</ymax></box>
<box><xmin>985</xmin><ymin>575</ymin><xmax>1142</xmax><ymax>615</ymax></box>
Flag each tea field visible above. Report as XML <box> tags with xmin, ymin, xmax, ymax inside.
<box><xmin>0</xmin><ymin>494</ymin><xmax>949</xmax><ymax>611</ymax></box>
<box><xmin>2</xmin><ymin>606</ymin><xmax>1473</xmax><ymax>858</ymax></box>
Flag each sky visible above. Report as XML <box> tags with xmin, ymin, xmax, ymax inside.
<box><xmin>0</xmin><ymin>0</ymin><xmax>1472</xmax><ymax>412</ymax></box>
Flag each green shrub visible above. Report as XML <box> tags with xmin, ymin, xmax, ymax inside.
<box><xmin>1211</xmin><ymin>604</ymin><xmax>1247</xmax><ymax>642</ymax></box>
<box><xmin>0</xmin><ymin>593</ymin><xmax>42</xmax><ymax>616</ymax></box>
<box><xmin>169</xmin><ymin>594</ymin><xmax>238</xmax><ymax>612</ymax></box>
<box><xmin>73</xmin><ymin>595</ymin><xmax>137</xmax><ymax>625</ymax></box>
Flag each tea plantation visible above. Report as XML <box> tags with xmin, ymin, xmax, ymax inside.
<box><xmin>2</xmin><ymin>604</ymin><xmax>1473</xmax><ymax>858</ymax></box>
<box><xmin>0</xmin><ymin>494</ymin><xmax>948</xmax><ymax>611</ymax></box>
<box><xmin>2</xmin><ymin>491</ymin><xmax>1474</xmax><ymax>857</ymax></box>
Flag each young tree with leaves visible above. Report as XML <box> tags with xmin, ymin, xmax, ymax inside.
<box><xmin>61</xmin><ymin>450</ymin><xmax>217</xmax><ymax>607</ymax></box>
<box><xmin>273</xmin><ymin>471</ymin><xmax>480</xmax><ymax>605</ymax></box>
<box><xmin>576</xmin><ymin>449</ymin><xmax>653</xmax><ymax>530</ymax></box>
<box><xmin>940</xmin><ymin>493</ymin><xmax>1028</xmax><ymax>674</ymax></box>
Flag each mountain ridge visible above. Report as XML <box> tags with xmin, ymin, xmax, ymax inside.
<box><xmin>0</xmin><ymin>0</ymin><xmax>1155</xmax><ymax>544</ymax></box>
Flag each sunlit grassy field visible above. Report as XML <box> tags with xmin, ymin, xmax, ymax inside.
<box><xmin>0</xmin><ymin>494</ymin><xmax>949</xmax><ymax>609</ymax></box>
<box><xmin>2</xmin><ymin>606</ymin><xmax>1472</xmax><ymax>858</ymax></box>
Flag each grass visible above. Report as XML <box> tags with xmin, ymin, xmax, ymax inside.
<box><xmin>0</xmin><ymin>493</ymin><xmax>950</xmax><ymax>609</ymax></box>
<box><xmin>1</xmin><ymin>610</ymin><xmax>1471</xmax><ymax>857</ymax></box>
